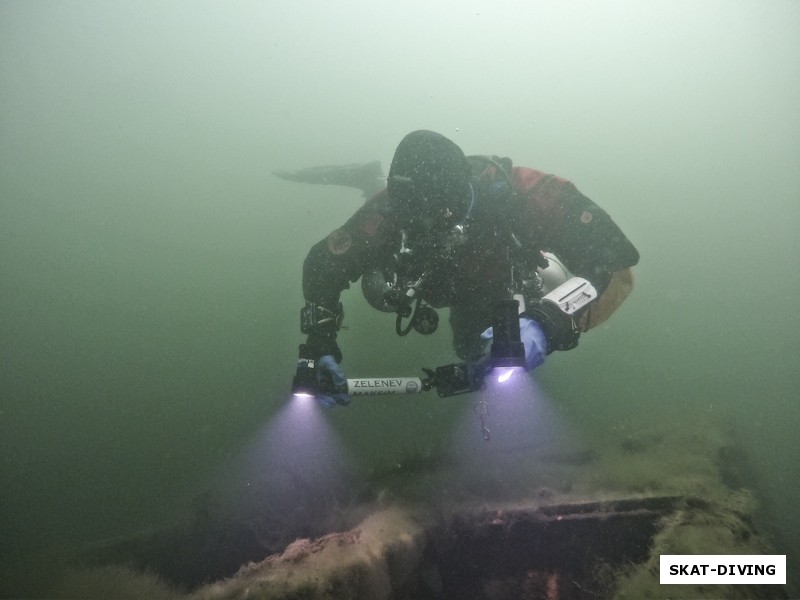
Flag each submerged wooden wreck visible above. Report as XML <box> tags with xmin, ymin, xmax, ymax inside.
<box><xmin>55</xmin><ymin>418</ymin><xmax>792</xmax><ymax>599</ymax></box>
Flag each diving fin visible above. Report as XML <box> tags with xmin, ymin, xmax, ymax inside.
<box><xmin>273</xmin><ymin>161</ymin><xmax>385</xmax><ymax>197</ymax></box>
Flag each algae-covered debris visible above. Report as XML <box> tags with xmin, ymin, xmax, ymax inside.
<box><xmin>50</xmin><ymin>420</ymin><xmax>793</xmax><ymax>599</ymax></box>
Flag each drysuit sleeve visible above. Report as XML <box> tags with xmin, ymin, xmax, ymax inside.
<box><xmin>516</xmin><ymin>170</ymin><xmax>640</xmax><ymax>295</ymax></box>
<box><xmin>302</xmin><ymin>233</ymin><xmax>363</xmax><ymax>309</ymax></box>
<box><xmin>301</xmin><ymin>191</ymin><xmax>390</xmax><ymax>358</ymax></box>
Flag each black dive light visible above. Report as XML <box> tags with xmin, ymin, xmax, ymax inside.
<box><xmin>291</xmin><ymin>344</ymin><xmax>318</xmax><ymax>397</ymax></box>
<box><xmin>489</xmin><ymin>298</ymin><xmax>526</xmax><ymax>369</ymax></box>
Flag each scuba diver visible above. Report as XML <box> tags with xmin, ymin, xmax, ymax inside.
<box><xmin>284</xmin><ymin>130</ymin><xmax>640</xmax><ymax>407</ymax></box>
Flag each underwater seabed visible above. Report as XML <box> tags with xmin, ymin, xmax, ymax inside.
<box><xmin>51</xmin><ymin>416</ymin><xmax>791</xmax><ymax>600</ymax></box>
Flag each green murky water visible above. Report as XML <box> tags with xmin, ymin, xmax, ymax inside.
<box><xmin>1</xmin><ymin>1</ymin><xmax>798</xmax><ymax>596</ymax></box>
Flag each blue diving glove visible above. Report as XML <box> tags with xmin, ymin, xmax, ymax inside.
<box><xmin>481</xmin><ymin>316</ymin><xmax>548</xmax><ymax>371</ymax></box>
<box><xmin>316</xmin><ymin>355</ymin><xmax>351</xmax><ymax>407</ymax></box>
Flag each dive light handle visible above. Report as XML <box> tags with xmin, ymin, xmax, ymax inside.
<box><xmin>347</xmin><ymin>377</ymin><xmax>424</xmax><ymax>396</ymax></box>
<box><xmin>541</xmin><ymin>276</ymin><xmax>597</xmax><ymax>315</ymax></box>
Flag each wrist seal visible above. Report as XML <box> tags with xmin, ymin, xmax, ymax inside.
<box><xmin>300</xmin><ymin>301</ymin><xmax>344</xmax><ymax>334</ymax></box>
<box><xmin>300</xmin><ymin>301</ymin><xmax>344</xmax><ymax>362</ymax></box>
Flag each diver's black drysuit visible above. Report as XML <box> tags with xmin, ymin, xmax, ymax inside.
<box><xmin>301</xmin><ymin>160</ymin><xmax>640</xmax><ymax>363</ymax></box>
